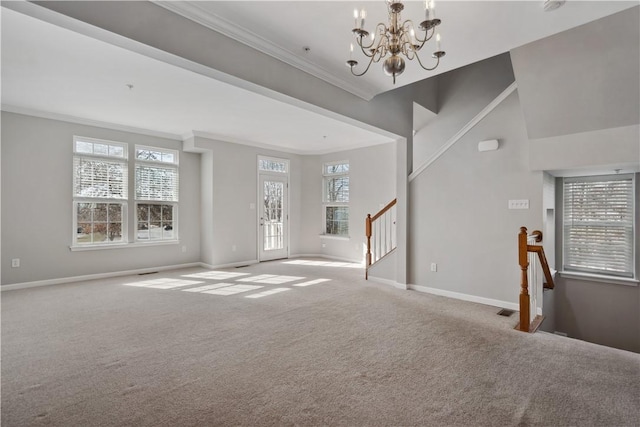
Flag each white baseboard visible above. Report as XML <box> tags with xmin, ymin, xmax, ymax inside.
<box><xmin>407</xmin><ymin>284</ymin><xmax>519</xmax><ymax>311</ymax></box>
<box><xmin>1</xmin><ymin>262</ymin><xmax>202</xmax><ymax>292</ymax></box>
<box><xmin>368</xmin><ymin>276</ymin><xmax>407</xmax><ymax>290</ymax></box>
<box><xmin>199</xmin><ymin>260</ymin><xmax>259</xmax><ymax>269</ymax></box>
<box><xmin>2</xmin><ymin>256</ymin><xmax>361</xmax><ymax>292</ymax></box>
<box><xmin>289</xmin><ymin>253</ymin><xmax>364</xmax><ymax>265</ymax></box>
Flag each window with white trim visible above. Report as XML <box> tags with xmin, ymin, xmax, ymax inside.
<box><xmin>323</xmin><ymin>161</ymin><xmax>349</xmax><ymax>236</ymax></box>
<box><xmin>259</xmin><ymin>157</ymin><xmax>288</xmax><ymax>174</ymax></box>
<box><xmin>73</xmin><ymin>137</ymin><xmax>128</xmax><ymax>245</ymax></box>
<box><xmin>563</xmin><ymin>174</ymin><xmax>635</xmax><ymax>278</ymax></box>
<box><xmin>135</xmin><ymin>146</ymin><xmax>179</xmax><ymax>241</ymax></box>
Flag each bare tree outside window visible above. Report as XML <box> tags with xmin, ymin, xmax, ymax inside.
<box><xmin>263</xmin><ymin>180</ymin><xmax>284</xmax><ymax>250</ymax></box>
<box><xmin>323</xmin><ymin>162</ymin><xmax>349</xmax><ymax>236</ymax></box>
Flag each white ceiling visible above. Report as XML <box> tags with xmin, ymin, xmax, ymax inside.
<box><xmin>160</xmin><ymin>1</ymin><xmax>639</xmax><ymax>98</ymax></box>
<box><xmin>0</xmin><ymin>6</ymin><xmax>395</xmax><ymax>154</ymax></box>
<box><xmin>2</xmin><ymin>1</ymin><xmax>637</xmax><ymax>154</ymax></box>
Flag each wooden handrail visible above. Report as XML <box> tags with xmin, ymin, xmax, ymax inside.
<box><xmin>371</xmin><ymin>199</ymin><xmax>397</xmax><ymax>222</ymax></box>
<box><xmin>527</xmin><ymin>246</ymin><xmax>555</xmax><ymax>290</ymax></box>
<box><xmin>365</xmin><ymin>198</ymin><xmax>397</xmax><ymax>279</ymax></box>
<box><xmin>517</xmin><ymin>226</ymin><xmax>555</xmax><ymax>332</ymax></box>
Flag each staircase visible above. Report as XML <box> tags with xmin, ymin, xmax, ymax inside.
<box><xmin>365</xmin><ymin>199</ymin><xmax>397</xmax><ymax>279</ymax></box>
<box><xmin>516</xmin><ymin>226</ymin><xmax>555</xmax><ymax>332</ymax></box>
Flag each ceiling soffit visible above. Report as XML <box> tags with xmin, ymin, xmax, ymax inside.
<box><xmin>154</xmin><ymin>1</ymin><xmax>379</xmax><ymax>101</ymax></box>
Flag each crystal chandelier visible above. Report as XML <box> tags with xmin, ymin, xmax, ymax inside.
<box><xmin>347</xmin><ymin>0</ymin><xmax>445</xmax><ymax>84</ymax></box>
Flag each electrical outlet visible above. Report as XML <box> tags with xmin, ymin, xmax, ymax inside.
<box><xmin>181</xmin><ymin>246</ymin><xmax>187</xmax><ymax>253</ymax></box>
<box><xmin>322</xmin><ymin>243</ymin><xmax>327</xmax><ymax>248</ymax></box>
<box><xmin>430</xmin><ymin>262</ymin><xmax>437</xmax><ymax>272</ymax></box>
<box><xmin>232</xmin><ymin>245</ymin><xmax>237</xmax><ymax>252</ymax></box>
<box><xmin>11</xmin><ymin>258</ymin><xmax>20</xmax><ymax>268</ymax></box>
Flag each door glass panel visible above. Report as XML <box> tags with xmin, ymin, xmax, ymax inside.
<box><xmin>263</xmin><ymin>180</ymin><xmax>284</xmax><ymax>251</ymax></box>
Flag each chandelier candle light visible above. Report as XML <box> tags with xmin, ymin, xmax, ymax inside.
<box><xmin>347</xmin><ymin>0</ymin><xmax>445</xmax><ymax>84</ymax></box>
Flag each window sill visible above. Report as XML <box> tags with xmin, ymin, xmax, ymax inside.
<box><xmin>319</xmin><ymin>234</ymin><xmax>350</xmax><ymax>241</ymax></box>
<box><xmin>558</xmin><ymin>271</ymin><xmax>638</xmax><ymax>287</ymax></box>
<box><xmin>70</xmin><ymin>240</ymin><xmax>179</xmax><ymax>251</ymax></box>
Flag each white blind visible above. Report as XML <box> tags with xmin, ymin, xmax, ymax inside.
<box><xmin>135</xmin><ymin>165</ymin><xmax>179</xmax><ymax>202</ymax></box>
<box><xmin>73</xmin><ymin>157</ymin><xmax>128</xmax><ymax>199</ymax></box>
<box><xmin>563</xmin><ymin>175</ymin><xmax>634</xmax><ymax>277</ymax></box>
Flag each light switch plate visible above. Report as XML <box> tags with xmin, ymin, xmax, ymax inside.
<box><xmin>508</xmin><ymin>199</ymin><xmax>529</xmax><ymax>209</ymax></box>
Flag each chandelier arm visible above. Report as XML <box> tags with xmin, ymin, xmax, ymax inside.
<box><xmin>349</xmin><ymin>53</ymin><xmax>378</xmax><ymax>77</ymax></box>
<box><xmin>403</xmin><ymin>42</ymin><xmax>416</xmax><ymax>59</ymax></box>
<box><xmin>413</xmin><ymin>26</ymin><xmax>436</xmax><ymax>49</ymax></box>
<box><xmin>411</xmin><ymin>19</ymin><xmax>440</xmax><ymax>48</ymax></box>
<box><xmin>413</xmin><ymin>50</ymin><xmax>441</xmax><ymax>71</ymax></box>
<box><xmin>359</xmin><ymin>23</ymin><xmax>388</xmax><ymax>50</ymax></box>
<box><xmin>361</xmin><ymin>34</ymin><xmax>390</xmax><ymax>62</ymax></box>
<box><xmin>357</xmin><ymin>42</ymin><xmax>376</xmax><ymax>58</ymax></box>
<box><xmin>357</xmin><ymin>34</ymin><xmax>380</xmax><ymax>58</ymax></box>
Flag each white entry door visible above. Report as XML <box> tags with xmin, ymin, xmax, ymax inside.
<box><xmin>259</xmin><ymin>175</ymin><xmax>288</xmax><ymax>261</ymax></box>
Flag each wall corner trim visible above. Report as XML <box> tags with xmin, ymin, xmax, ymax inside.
<box><xmin>407</xmin><ymin>283</ymin><xmax>519</xmax><ymax>312</ymax></box>
<box><xmin>409</xmin><ymin>81</ymin><xmax>518</xmax><ymax>182</ymax></box>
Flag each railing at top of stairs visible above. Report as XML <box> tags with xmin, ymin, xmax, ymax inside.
<box><xmin>517</xmin><ymin>226</ymin><xmax>555</xmax><ymax>333</ymax></box>
<box><xmin>365</xmin><ymin>199</ymin><xmax>397</xmax><ymax>279</ymax></box>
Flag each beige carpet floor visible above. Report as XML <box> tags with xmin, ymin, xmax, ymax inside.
<box><xmin>2</xmin><ymin>258</ymin><xmax>639</xmax><ymax>426</ymax></box>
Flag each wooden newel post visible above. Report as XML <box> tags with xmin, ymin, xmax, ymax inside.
<box><xmin>518</xmin><ymin>226</ymin><xmax>530</xmax><ymax>332</ymax></box>
<box><xmin>365</xmin><ymin>214</ymin><xmax>372</xmax><ymax>279</ymax></box>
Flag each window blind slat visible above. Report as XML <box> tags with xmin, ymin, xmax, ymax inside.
<box><xmin>73</xmin><ymin>157</ymin><xmax>128</xmax><ymax>199</ymax></box>
<box><xmin>563</xmin><ymin>176</ymin><xmax>634</xmax><ymax>278</ymax></box>
<box><xmin>135</xmin><ymin>165</ymin><xmax>179</xmax><ymax>202</ymax></box>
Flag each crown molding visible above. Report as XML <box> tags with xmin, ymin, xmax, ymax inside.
<box><xmin>153</xmin><ymin>1</ymin><xmax>379</xmax><ymax>101</ymax></box>
<box><xmin>2</xmin><ymin>105</ymin><xmax>183</xmax><ymax>141</ymax></box>
<box><xmin>185</xmin><ymin>130</ymin><xmax>303</xmax><ymax>155</ymax></box>
<box><xmin>184</xmin><ymin>130</ymin><xmax>394</xmax><ymax>157</ymax></box>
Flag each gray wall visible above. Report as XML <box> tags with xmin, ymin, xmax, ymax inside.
<box><xmin>409</xmin><ymin>89</ymin><xmax>543</xmax><ymax>305</ymax></box>
<box><xmin>298</xmin><ymin>143</ymin><xmax>397</xmax><ymax>263</ymax></box>
<box><xmin>511</xmin><ymin>6</ymin><xmax>640</xmax><ymax>140</ymax></box>
<box><xmin>551</xmin><ymin>174</ymin><xmax>640</xmax><ymax>353</ymax></box>
<box><xmin>1</xmin><ymin>112</ymin><xmax>201</xmax><ymax>285</ymax></box>
<box><xmin>412</xmin><ymin>54</ymin><xmax>515</xmax><ymax>168</ymax></box>
<box><xmin>528</xmin><ymin>124</ymin><xmax>640</xmax><ymax>173</ymax></box>
<box><xmin>1</xmin><ymin>112</ymin><xmax>393</xmax><ymax>283</ymax></box>
<box><xmin>509</xmin><ymin>7</ymin><xmax>640</xmax><ymax>353</ymax></box>
<box><xmin>184</xmin><ymin>135</ymin><xmax>395</xmax><ymax>267</ymax></box>
<box><xmin>187</xmin><ymin>135</ymin><xmax>302</xmax><ymax>267</ymax></box>
<box><xmin>552</xmin><ymin>277</ymin><xmax>639</xmax><ymax>353</ymax></box>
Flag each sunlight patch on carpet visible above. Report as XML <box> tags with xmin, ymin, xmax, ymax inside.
<box><xmin>202</xmin><ymin>284</ymin><xmax>263</xmax><ymax>296</ymax></box>
<box><xmin>182</xmin><ymin>283</ymin><xmax>237</xmax><ymax>293</ymax></box>
<box><xmin>123</xmin><ymin>278</ymin><xmax>203</xmax><ymax>289</ymax></box>
<box><xmin>245</xmin><ymin>288</ymin><xmax>291</xmax><ymax>299</ymax></box>
<box><xmin>236</xmin><ymin>274</ymin><xmax>304</xmax><ymax>284</ymax></box>
<box><xmin>293</xmin><ymin>278</ymin><xmax>332</xmax><ymax>287</ymax></box>
<box><xmin>181</xmin><ymin>271</ymin><xmax>251</xmax><ymax>280</ymax></box>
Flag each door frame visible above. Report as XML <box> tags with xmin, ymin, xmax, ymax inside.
<box><xmin>257</xmin><ymin>156</ymin><xmax>290</xmax><ymax>262</ymax></box>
